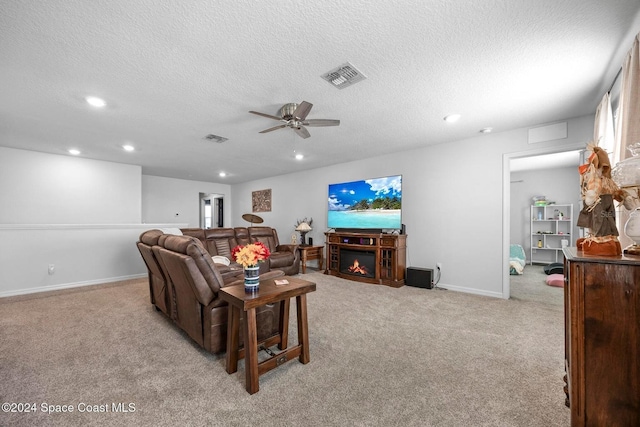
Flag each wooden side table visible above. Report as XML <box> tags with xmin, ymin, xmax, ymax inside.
<box><xmin>219</xmin><ymin>276</ymin><xmax>316</xmax><ymax>394</ymax></box>
<box><xmin>298</xmin><ymin>245</ymin><xmax>324</xmax><ymax>274</ymax></box>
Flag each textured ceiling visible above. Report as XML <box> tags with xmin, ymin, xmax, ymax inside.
<box><xmin>1</xmin><ymin>0</ymin><xmax>639</xmax><ymax>183</ymax></box>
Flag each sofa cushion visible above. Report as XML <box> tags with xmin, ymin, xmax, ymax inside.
<box><xmin>233</xmin><ymin>227</ymin><xmax>250</xmax><ymax>246</ymax></box>
<box><xmin>214</xmin><ymin>239</ymin><xmax>232</xmax><ymax>258</ymax></box>
<box><xmin>254</xmin><ymin>236</ymin><xmax>276</xmax><ymax>252</ymax></box>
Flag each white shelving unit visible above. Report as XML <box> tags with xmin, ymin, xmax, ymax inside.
<box><xmin>530</xmin><ymin>203</ymin><xmax>573</xmax><ymax>265</ymax></box>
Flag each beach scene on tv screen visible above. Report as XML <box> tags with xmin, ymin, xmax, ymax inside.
<box><xmin>328</xmin><ymin>175</ymin><xmax>402</xmax><ymax>229</ymax></box>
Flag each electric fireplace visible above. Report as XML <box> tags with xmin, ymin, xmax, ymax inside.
<box><xmin>325</xmin><ymin>230</ymin><xmax>406</xmax><ymax>287</ymax></box>
<box><xmin>339</xmin><ymin>249</ymin><xmax>375</xmax><ymax>278</ymax></box>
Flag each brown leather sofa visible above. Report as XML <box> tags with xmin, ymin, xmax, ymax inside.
<box><xmin>181</xmin><ymin>227</ymin><xmax>300</xmax><ymax>276</ymax></box>
<box><xmin>136</xmin><ymin>230</ymin><xmax>284</xmax><ymax>354</ymax></box>
<box><xmin>248</xmin><ymin>226</ymin><xmax>300</xmax><ymax>275</ymax></box>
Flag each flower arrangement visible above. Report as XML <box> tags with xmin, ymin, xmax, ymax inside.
<box><xmin>231</xmin><ymin>241</ymin><xmax>271</xmax><ymax>269</ymax></box>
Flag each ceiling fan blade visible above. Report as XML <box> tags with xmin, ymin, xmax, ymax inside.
<box><xmin>249</xmin><ymin>110</ymin><xmax>283</xmax><ymax>121</ymax></box>
<box><xmin>292</xmin><ymin>101</ymin><xmax>313</xmax><ymax>120</ymax></box>
<box><xmin>259</xmin><ymin>124</ymin><xmax>287</xmax><ymax>133</ymax></box>
<box><xmin>294</xmin><ymin>125</ymin><xmax>311</xmax><ymax>139</ymax></box>
<box><xmin>302</xmin><ymin>119</ymin><xmax>340</xmax><ymax>127</ymax></box>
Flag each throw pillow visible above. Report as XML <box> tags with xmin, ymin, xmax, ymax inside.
<box><xmin>212</xmin><ymin>256</ymin><xmax>230</xmax><ymax>266</ymax></box>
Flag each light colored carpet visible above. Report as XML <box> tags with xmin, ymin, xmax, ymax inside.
<box><xmin>1</xmin><ymin>272</ymin><xmax>569</xmax><ymax>426</ymax></box>
<box><xmin>510</xmin><ymin>264</ymin><xmax>564</xmax><ymax>307</ymax></box>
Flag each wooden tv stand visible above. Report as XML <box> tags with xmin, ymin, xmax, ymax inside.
<box><xmin>324</xmin><ymin>231</ymin><xmax>406</xmax><ymax>287</ymax></box>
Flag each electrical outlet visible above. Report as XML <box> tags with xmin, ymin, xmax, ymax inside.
<box><xmin>436</xmin><ymin>262</ymin><xmax>442</xmax><ymax>270</ymax></box>
<box><xmin>48</xmin><ymin>264</ymin><xmax>55</xmax><ymax>275</ymax></box>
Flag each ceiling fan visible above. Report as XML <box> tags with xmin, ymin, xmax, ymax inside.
<box><xmin>249</xmin><ymin>101</ymin><xmax>340</xmax><ymax>139</ymax></box>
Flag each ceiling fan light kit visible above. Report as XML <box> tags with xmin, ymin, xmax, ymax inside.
<box><xmin>249</xmin><ymin>101</ymin><xmax>340</xmax><ymax>139</ymax></box>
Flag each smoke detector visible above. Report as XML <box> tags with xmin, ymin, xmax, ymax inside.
<box><xmin>322</xmin><ymin>62</ymin><xmax>367</xmax><ymax>89</ymax></box>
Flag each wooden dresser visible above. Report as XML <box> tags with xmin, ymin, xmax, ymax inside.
<box><xmin>563</xmin><ymin>247</ymin><xmax>640</xmax><ymax>426</ymax></box>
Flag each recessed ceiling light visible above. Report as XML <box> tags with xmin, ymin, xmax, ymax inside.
<box><xmin>219</xmin><ymin>172</ymin><xmax>226</xmax><ymax>177</ymax></box>
<box><xmin>122</xmin><ymin>144</ymin><xmax>135</xmax><ymax>152</ymax></box>
<box><xmin>85</xmin><ymin>96</ymin><xmax>106</xmax><ymax>108</ymax></box>
<box><xmin>68</xmin><ymin>149</ymin><xmax>81</xmax><ymax>155</ymax></box>
<box><xmin>480</xmin><ymin>127</ymin><xmax>493</xmax><ymax>133</ymax></box>
<box><xmin>444</xmin><ymin>114</ymin><xmax>461</xmax><ymax>123</ymax></box>
<box><xmin>295</xmin><ymin>153</ymin><xmax>304</xmax><ymax>160</ymax></box>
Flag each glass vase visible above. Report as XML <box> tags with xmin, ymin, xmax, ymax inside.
<box><xmin>243</xmin><ymin>265</ymin><xmax>260</xmax><ymax>293</ymax></box>
<box><xmin>624</xmin><ymin>207</ymin><xmax>640</xmax><ymax>255</ymax></box>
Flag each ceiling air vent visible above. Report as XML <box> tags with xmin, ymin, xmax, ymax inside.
<box><xmin>322</xmin><ymin>62</ymin><xmax>367</xmax><ymax>89</ymax></box>
<box><xmin>204</xmin><ymin>134</ymin><xmax>228</xmax><ymax>143</ymax></box>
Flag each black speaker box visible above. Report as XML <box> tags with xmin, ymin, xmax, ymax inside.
<box><xmin>406</xmin><ymin>267</ymin><xmax>433</xmax><ymax>289</ymax></box>
<box><xmin>308</xmin><ymin>237</ymin><xmax>313</xmax><ymax>246</ymax></box>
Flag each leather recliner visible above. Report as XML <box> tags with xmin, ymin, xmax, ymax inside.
<box><xmin>248</xmin><ymin>226</ymin><xmax>300</xmax><ymax>276</ymax></box>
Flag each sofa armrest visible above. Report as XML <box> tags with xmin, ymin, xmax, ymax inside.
<box><xmin>277</xmin><ymin>244</ymin><xmax>300</xmax><ymax>265</ymax></box>
<box><xmin>276</xmin><ymin>244</ymin><xmax>299</xmax><ymax>254</ymax></box>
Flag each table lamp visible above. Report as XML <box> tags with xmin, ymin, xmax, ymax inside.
<box><xmin>295</xmin><ymin>222</ymin><xmax>312</xmax><ymax>246</ymax></box>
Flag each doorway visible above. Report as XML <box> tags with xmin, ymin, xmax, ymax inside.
<box><xmin>502</xmin><ymin>144</ymin><xmax>584</xmax><ymax>299</ymax></box>
<box><xmin>199</xmin><ymin>193</ymin><xmax>224</xmax><ymax>229</ymax></box>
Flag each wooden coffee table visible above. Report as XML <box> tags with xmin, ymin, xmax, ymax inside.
<box><xmin>219</xmin><ymin>276</ymin><xmax>316</xmax><ymax>394</ymax></box>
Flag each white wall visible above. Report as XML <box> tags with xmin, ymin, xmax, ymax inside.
<box><xmin>0</xmin><ymin>148</ymin><xmax>183</xmax><ymax>297</ymax></box>
<box><xmin>0</xmin><ymin>224</ymin><xmax>175</xmax><ymax>297</ymax></box>
<box><xmin>510</xmin><ymin>167</ymin><xmax>581</xmax><ymax>258</ymax></box>
<box><xmin>231</xmin><ymin>115</ymin><xmax>594</xmax><ymax>298</ymax></box>
<box><xmin>141</xmin><ymin>175</ymin><xmax>232</xmax><ymax>228</ymax></box>
<box><xmin>0</xmin><ymin>147</ymin><xmax>141</xmax><ymax>224</ymax></box>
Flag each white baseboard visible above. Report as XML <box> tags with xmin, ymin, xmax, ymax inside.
<box><xmin>0</xmin><ymin>274</ymin><xmax>147</xmax><ymax>298</ymax></box>
<box><xmin>434</xmin><ymin>282</ymin><xmax>505</xmax><ymax>299</ymax></box>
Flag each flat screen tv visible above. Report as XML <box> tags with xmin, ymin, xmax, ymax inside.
<box><xmin>327</xmin><ymin>175</ymin><xmax>402</xmax><ymax>230</ymax></box>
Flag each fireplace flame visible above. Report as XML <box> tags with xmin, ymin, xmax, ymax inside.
<box><xmin>348</xmin><ymin>259</ymin><xmax>368</xmax><ymax>275</ymax></box>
